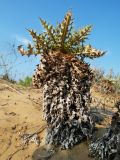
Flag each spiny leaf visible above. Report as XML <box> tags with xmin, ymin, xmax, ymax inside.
<box><xmin>18</xmin><ymin>45</ymin><xmax>27</xmax><ymax>56</ymax></box>
<box><xmin>27</xmin><ymin>43</ymin><xmax>34</xmax><ymax>53</ymax></box>
<box><xmin>60</xmin><ymin>12</ymin><xmax>72</xmax><ymax>47</ymax></box>
<box><xmin>27</xmin><ymin>29</ymin><xmax>37</xmax><ymax>39</ymax></box>
<box><xmin>27</xmin><ymin>29</ymin><xmax>44</xmax><ymax>46</ymax></box>
<box><xmin>79</xmin><ymin>25</ymin><xmax>92</xmax><ymax>41</ymax></box>
<box><xmin>67</xmin><ymin>25</ymin><xmax>92</xmax><ymax>47</ymax></box>
<box><xmin>18</xmin><ymin>44</ymin><xmax>42</xmax><ymax>56</ymax></box>
<box><xmin>39</xmin><ymin>18</ymin><xmax>57</xmax><ymax>44</ymax></box>
<box><xmin>78</xmin><ymin>45</ymin><xmax>106</xmax><ymax>59</ymax></box>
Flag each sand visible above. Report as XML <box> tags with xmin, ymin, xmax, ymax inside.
<box><xmin>0</xmin><ymin>79</ymin><xmax>118</xmax><ymax>160</ymax></box>
<box><xmin>0</xmin><ymin>80</ymin><xmax>46</xmax><ymax>160</ymax></box>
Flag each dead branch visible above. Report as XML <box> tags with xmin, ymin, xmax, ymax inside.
<box><xmin>7</xmin><ymin>146</ymin><xmax>27</xmax><ymax>160</ymax></box>
<box><xmin>6</xmin><ymin>125</ymin><xmax>46</xmax><ymax>160</ymax></box>
<box><xmin>22</xmin><ymin>125</ymin><xmax>46</xmax><ymax>141</ymax></box>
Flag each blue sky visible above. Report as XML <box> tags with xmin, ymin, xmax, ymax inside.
<box><xmin>0</xmin><ymin>0</ymin><xmax>120</xmax><ymax>80</ymax></box>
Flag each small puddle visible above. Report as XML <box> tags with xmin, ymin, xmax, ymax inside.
<box><xmin>32</xmin><ymin>142</ymin><xmax>94</xmax><ymax>160</ymax></box>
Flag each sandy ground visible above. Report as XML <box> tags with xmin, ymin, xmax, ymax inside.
<box><xmin>0</xmin><ymin>80</ymin><xmax>46</xmax><ymax>160</ymax></box>
<box><xmin>0</xmin><ymin>79</ymin><xmax>119</xmax><ymax>160</ymax></box>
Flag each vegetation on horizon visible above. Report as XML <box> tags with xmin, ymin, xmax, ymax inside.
<box><xmin>18</xmin><ymin>76</ymin><xmax>32</xmax><ymax>87</ymax></box>
<box><xmin>93</xmin><ymin>68</ymin><xmax>120</xmax><ymax>94</ymax></box>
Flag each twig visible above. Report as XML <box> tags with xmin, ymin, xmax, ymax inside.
<box><xmin>7</xmin><ymin>146</ymin><xmax>27</xmax><ymax>160</ymax></box>
<box><xmin>1</xmin><ymin>103</ymin><xmax>8</xmax><ymax>106</ymax></box>
<box><xmin>6</xmin><ymin>125</ymin><xmax>46</xmax><ymax>160</ymax></box>
<box><xmin>0</xmin><ymin>139</ymin><xmax>11</xmax><ymax>156</ymax></box>
<box><xmin>23</xmin><ymin>125</ymin><xmax>46</xmax><ymax>141</ymax></box>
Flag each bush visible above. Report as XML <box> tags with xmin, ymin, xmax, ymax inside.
<box><xmin>93</xmin><ymin>68</ymin><xmax>120</xmax><ymax>94</ymax></box>
<box><xmin>18</xmin><ymin>76</ymin><xmax>32</xmax><ymax>87</ymax></box>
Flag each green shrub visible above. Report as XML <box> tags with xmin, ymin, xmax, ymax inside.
<box><xmin>18</xmin><ymin>76</ymin><xmax>32</xmax><ymax>87</ymax></box>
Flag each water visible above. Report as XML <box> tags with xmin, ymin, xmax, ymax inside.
<box><xmin>33</xmin><ymin>142</ymin><xmax>93</xmax><ymax>160</ymax></box>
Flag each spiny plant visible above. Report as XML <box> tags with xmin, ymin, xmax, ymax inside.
<box><xmin>89</xmin><ymin>100</ymin><xmax>120</xmax><ymax>160</ymax></box>
<box><xmin>18</xmin><ymin>12</ymin><xmax>105</xmax><ymax>58</ymax></box>
<box><xmin>18</xmin><ymin>12</ymin><xmax>105</xmax><ymax>149</ymax></box>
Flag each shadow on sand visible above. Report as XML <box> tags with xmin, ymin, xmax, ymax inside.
<box><xmin>32</xmin><ymin>141</ymin><xmax>94</xmax><ymax>160</ymax></box>
<box><xmin>32</xmin><ymin>106</ymin><xmax>112</xmax><ymax>160</ymax></box>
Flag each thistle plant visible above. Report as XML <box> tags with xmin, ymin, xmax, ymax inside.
<box><xmin>18</xmin><ymin>12</ymin><xmax>104</xmax><ymax>58</ymax></box>
<box><xmin>89</xmin><ymin>100</ymin><xmax>120</xmax><ymax>160</ymax></box>
<box><xmin>18</xmin><ymin>12</ymin><xmax>105</xmax><ymax>149</ymax></box>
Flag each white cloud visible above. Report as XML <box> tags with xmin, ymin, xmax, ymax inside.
<box><xmin>15</xmin><ymin>35</ymin><xmax>32</xmax><ymax>46</ymax></box>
